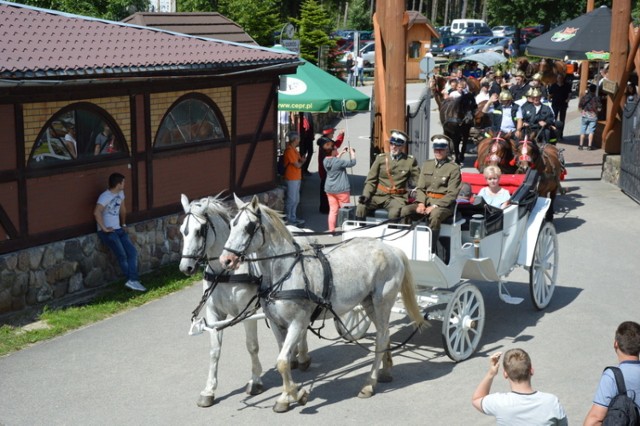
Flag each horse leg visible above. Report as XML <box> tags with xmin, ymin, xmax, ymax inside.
<box><xmin>358</xmin><ymin>297</ymin><xmax>393</xmax><ymax>398</ymax></box>
<box><xmin>273</xmin><ymin>322</ymin><xmax>310</xmax><ymax>413</ymax></box>
<box><xmin>197</xmin><ymin>308</ymin><xmax>223</xmax><ymax>407</ymax></box>
<box><xmin>242</xmin><ymin>319</ymin><xmax>264</xmax><ymax>395</ymax></box>
<box><xmin>294</xmin><ymin>330</ymin><xmax>312</xmax><ymax>372</ymax></box>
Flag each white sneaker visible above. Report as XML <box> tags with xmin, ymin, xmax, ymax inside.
<box><xmin>125</xmin><ymin>280</ymin><xmax>147</xmax><ymax>292</ymax></box>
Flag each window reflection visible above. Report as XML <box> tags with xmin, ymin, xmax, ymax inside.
<box><xmin>155</xmin><ymin>97</ymin><xmax>225</xmax><ymax>147</ymax></box>
<box><xmin>30</xmin><ymin>106</ymin><xmax>123</xmax><ymax>167</ymax></box>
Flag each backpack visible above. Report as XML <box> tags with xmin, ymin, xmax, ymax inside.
<box><xmin>602</xmin><ymin>367</ymin><xmax>640</xmax><ymax>426</ymax></box>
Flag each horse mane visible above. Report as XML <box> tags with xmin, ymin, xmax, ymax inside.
<box><xmin>191</xmin><ymin>193</ymin><xmax>233</xmax><ymax>222</ymax></box>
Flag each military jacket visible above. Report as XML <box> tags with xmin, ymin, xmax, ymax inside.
<box><xmin>362</xmin><ymin>153</ymin><xmax>419</xmax><ymax>198</ymax></box>
<box><xmin>510</xmin><ymin>82</ymin><xmax>531</xmax><ymax>102</ymax></box>
<box><xmin>490</xmin><ymin>103</ymin><xmax>518</xmax><ymax>133</ymax></box>
<box><xmin>415</xmin><ymin>159</ymin><xmax>461</xmax><ymax>208</ymax></box>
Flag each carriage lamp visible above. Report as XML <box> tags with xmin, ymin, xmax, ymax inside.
<box><xmin>469</xmin><ymin>214</ymin><xmax>486</xmax><ymax>258</ymax></box>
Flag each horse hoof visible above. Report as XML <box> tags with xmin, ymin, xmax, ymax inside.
<box><xmin>358</xmin><ymin>385</ymin><xmax>375</xmax><ymax>399</ymax></box>
<box><xmin>297</xmin><ymin>358</ymin><xmax>312</xmax><ymax>372</ymax></box>
<box><xmin>273</xmin><ymin>401</ymin><xmax>290</xmax><ymax>413</ymax></box>
<box><xmin>378</xmin><ymin>372</ymin><xmax>393</xmax><ymax>383</ymax></box>
<box><xmin>196</xmin><ymin>394</ymin><xmax>215</xmax><ymax>407</ymax></box>
<box><xmin>298</xmin><ymin>389</ymin><xmax>309</xmax><ymax>406</ymax></box>
<box><xmin>246</xmin><ymin>381</ymin><xmax>264</xmax><ymax>395</ymax></box>
<box><xmin>290</xmin><ymin>359</ymin><xmax>299</xmax><ymax>370</ymax></box>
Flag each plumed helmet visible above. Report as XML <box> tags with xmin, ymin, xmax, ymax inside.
<box><xmin>494</xmin><ymin>70</ymin><xmax>503</xmax><ymax>77</ymax></box>
<box><xmin>499</xmin><ymin>90</ymin><xmax>513</xmax><ymax>101</ymax></box>
<box><xmin>430</xmin><ymin>134</ymin><xmax>451</xmax><ymax>150</ymax></box>
<box><xmin>532</xmin><ymin>72</ymin><xmax>543</xmax><ymax>81</ymax></box>
<box><xmin>526</xmin><ymin>87</ymin><xmax>542</xmax><ymax>97</ymax></box>
<box><xmin>389</xmin><ymin>129</ymin><xmax>408</xmax><ymax>146</ymax></box>
<box><xmin>515</xmin><ymin>70</ymin><xmax>526</xmax><ymax>77</ymax></box>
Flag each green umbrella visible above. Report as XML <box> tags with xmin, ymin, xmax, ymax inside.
<box><xmin>277</xmin><ymin>59</ymin><xmax>370</xmax><ymax>113</ymax></box>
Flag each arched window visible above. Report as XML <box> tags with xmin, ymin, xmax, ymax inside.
<box><xmin>29</xmin><ymin>104</ymin><xmax>126</xmax><ymax>168</ymax></box>
<box><xmin>154</xmin><ymin>94</ymin><xmax>227</xmax><ymax>148</ymax></box>
<box><xmin>408</xmin><ymin>41</ymin><xmax>421</xmax><ymax>59</ymax></box>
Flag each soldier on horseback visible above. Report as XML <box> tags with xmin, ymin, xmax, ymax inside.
<box><xmin>516</xmin><ymin>87</ymin><xmax>555</xmax><ymax>145</ymax></box>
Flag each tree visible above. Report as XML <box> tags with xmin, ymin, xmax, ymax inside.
<box><xmin>16</xmin><ymin>0</ymin><xmax>148</xmax><ymax>20</ymax></box>
<box><xmin>290</xmin><ymin>0</ymin><xmax>335</xmax><ymax>63</ymax></box>
<box><xmin>218</xmin><ymin>0</ymin><xmax>281</xmax><ymax>46</ymax></box>
<box><xmin>347</xmin><ymin>0</ymin><xmax>373</xmax><ymax>30</ymax></box>
<box><xmin>178</xmin><ymin>0</ymin><xmax>217</xmax><ymax>12</ymax></box>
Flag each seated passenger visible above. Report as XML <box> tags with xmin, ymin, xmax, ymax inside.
<box><xmin>401</xmin><ymin>134</ymin><xmax>461</xmax><ymax>252</ymax></box>
<box><xmin>356</xmin><ymin>130</ymin><xmax>419</xmax><ymax>221</ymax></box>
<box><xmin>477</xmin><ymin>165</ymin><xmax>511</xmax><ymax>209</ymax></box>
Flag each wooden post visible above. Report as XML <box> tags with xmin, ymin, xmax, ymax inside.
<box><xmin>374</xmin><ymin>1</ymin><xmax>407</xmax><ymax>153</ymax></box>
<box><xmin>602</xmin><ymin>0</ymin><xmax>631</xmax><ymax>154</ymax></box>
<box><xmin>579</xmin><ymin>0</ymin><xmax>594</xmax><ymax>98</ymax></box>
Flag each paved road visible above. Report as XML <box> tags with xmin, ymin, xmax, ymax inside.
<box><xmin>1</xmin><ymin>84</ymin><xmax>639</xmax><ymax>426</ymax></box>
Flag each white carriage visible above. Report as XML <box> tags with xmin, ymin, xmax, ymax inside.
<box><xmin>337</xmin><ymin>169</ymin><xmax>559</xmax><ymax>362</ymax></box>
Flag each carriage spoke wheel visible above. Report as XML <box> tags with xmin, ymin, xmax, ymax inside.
<box><xmin>529</xmin><ymin>221</ymin><xmax>558</xmax><ymax>310</ymax></box>
<box><xmin>334</xmin><ymin>305</ymin><xmax>371</xmax><ymax>342</ymax></box>
<box><xmin>441</xmin><ymin>284</ymin><xmax>485</xmax><ymax>362</ymax></box>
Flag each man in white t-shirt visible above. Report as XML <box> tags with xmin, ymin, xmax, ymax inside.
<box><xmin>472</xmin><ymin>348</ymin><xmax>568</xmax><ymax>425</ymax></box>
<box><xmin>94</xmin><ymin>172</ymin><xmax>146</xmax><ymax>292</ymax></box>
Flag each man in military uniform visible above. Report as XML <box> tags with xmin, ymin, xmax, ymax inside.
<box><xmin>488</xmin><ymin>70</ymin><xmax>505</xmax><ymax>97</ymax></box>
<box><xmin>509</xmin><ymin>70</ymin><xmax>530</xmax><ymax>105</ymax></box>
<box><xmin>401</xmin><ymin>135</ymin><xmax>461</xmax><ymax>253</ymax></box>
<box><xmin>516</xmin><ymin>87</ymin><xmax>555</xmax><ymax>145</ymax></box>
<box><xmin>356</xmin><ymin>130</ymin><xmax>419</xmax><ymax>220</ymax></box>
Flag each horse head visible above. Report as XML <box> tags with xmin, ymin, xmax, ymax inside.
<box><xmin>476</xmin><ymin>131</ymin><xmax>518</xmax><ymax>173</ymax></box>
<box><xmin>516</xmin><ymin>137</ymin><xmax>543</xmax><ymax>174</ymax></box>
<box><xmin>179</xmin><ymin>193</ymin><xmax>231</xmax><ymax>275</ymax></box>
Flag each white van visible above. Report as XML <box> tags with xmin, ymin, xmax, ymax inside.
<box><xmin>450</xmin><ymin>19</ymin><xmax>488</xmax><ymax>34</ymax></box>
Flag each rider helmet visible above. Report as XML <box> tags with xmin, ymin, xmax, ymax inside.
<box><xmin>532</xmin><ymin>73</ymin><xmax>543</xmax><ymax>81</ymax></box>
<box><xmin>515</xmin><ymin>70</ymin><xmax>526</xmax><ymax>78</ymax></box>
<box><xmin>526</xmin><ymin>87</ymin><xmax>542</xmax><ymax>98</ymax></box>
<box><xmin>494</xmin><ymin>70</ymin><xmax>503</xmax><ymax>77</ymax></box>
<box><xmin>499</xmin><ymin>91</ymin><xmax>513</xmax><ymax>101</ymax></box>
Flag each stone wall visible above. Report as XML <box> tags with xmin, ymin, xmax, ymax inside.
<box><xmin>601</xmin><ymin>154</ymin><xmax>621</xmax><ymax>186</ymax></box>
<box><xmin>0</xmin><ymin>188</ymin><xmax>284</xmax><ymax>319</ymax></box>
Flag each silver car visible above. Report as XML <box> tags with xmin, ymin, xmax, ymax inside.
<box><xmin>460</xmin><ymin>37</ymin><xmax>511</xmax><ymax>57</ymax></box>
<box><xmin>491</xmin><ymin>26</ymin><xmax>515</xmax><ymax>37</ymax></box>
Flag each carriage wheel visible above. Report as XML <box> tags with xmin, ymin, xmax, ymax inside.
<box><xmin>441</xmin><ymin>284</ymin><xmax>485</xmax><ymax>362</ymax></box>
<box><xmin>334</xmin><ymin>305</ymin><xmax>371</xmax><ymax>342</ymax></box>
<box><xmin>529</xmin><ymin>221</ymin><xmax>558</xmax><ymax>310</ymax></box>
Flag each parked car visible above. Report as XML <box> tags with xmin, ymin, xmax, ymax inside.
<box><xmin>492</xmin><ymin>26</ymin><xmax>515</xmax><ymax>37</ymax></box>
<box><xmin>430</xmin><ymin>35</ymin><xmax>464</xmax><ymax>56</ymax></box>
<box><xmin>443</xmin><ymin>36</ymin><xmax>490</xmax><ymax>58</ymax></box>
<box><xmin>450</xmin><ymin>19</ymin><xmax>488</xmax><ymax>34</ymax></box>
<box><xmin>457</xmin><ymin>25</ymin><xmax>493</xmax><ymax>38</ymax></box>
<box><xmin>360</xmin><ymin>41</ymin><xmax>375</xmax><ymax>66</ymax></box>
<box><xmin>460</xmin><ymin>37</ymin><xmax>512</xmax><ymax>57</ymax></box>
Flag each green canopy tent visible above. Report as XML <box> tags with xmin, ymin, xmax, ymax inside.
<box><xmin>277</xmin><ymin>59</ymin><xmax>370</xmax><ymax>113</ymax></box>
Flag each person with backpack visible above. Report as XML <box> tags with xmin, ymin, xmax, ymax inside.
<box><xmin>584</xmin><ymin>321</ymin><xmax>640</xmax><ymax>426</ymax></box>
<box><xmin>578</xmin><ymin>83</ymin><xmax>602</xmax><ymax>151</ymax></box>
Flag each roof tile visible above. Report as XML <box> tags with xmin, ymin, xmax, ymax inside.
<box><xmin>0</xmin><ymin>1</ymin><xmax>296</xmax><ymax>79</ymax></box>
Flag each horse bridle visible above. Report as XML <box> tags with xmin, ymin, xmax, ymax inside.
<box><xmin>180</xmin><ymin>211</ymin><xmax>217</xmax><ymax>262</ymax></box>
<box><xmin>223</xmin><ymin>205</ymin><xmax>265</xmax><ymax>260</ymax></box>
<box><xmin>484</xmin><ymin>133</ymin><xmax>509</xmax><ymax>166</ymax></box>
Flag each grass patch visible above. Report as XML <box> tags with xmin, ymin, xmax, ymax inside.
<box><xmin>0</xmin><ymin>264</ymin><xmax>198</xmax><ymax>357</ymax></box>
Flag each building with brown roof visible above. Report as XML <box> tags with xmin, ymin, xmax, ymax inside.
<box><xmin>0</xmin><ymin>1</ymin><xmax>299</xmax><ymax>316</ymax></box>
<box><xmin>121</xmin><ymin>12</ymin><xmax>257</xmax><ymax>45</ymax></box>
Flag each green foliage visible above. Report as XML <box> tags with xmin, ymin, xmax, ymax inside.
<box><xmin>178</xmin><ymin>0</ymin><xmax>217</xmax><ymax>12</ymax></box>
<box><xmin>218</xmin><ymin>0</ymin><xmax>281</xmax><ymax>46</ymax></box>
<box><xmin>16</xmin><ymin>0</ymin><xmax>148</xmax><ymax>20</ymax></box>
<box><xmin>0</xmin><ymin>265</ymin><xmax>197</xmax><ymax>357</ymax></box>
<box><xmin>347</xmin><ymin>0</ymin><xmax>373</xmax><ymax>31</ymax></box>
<box><xmin>290</xmin><ymin>0</ymin><xmax>335</xmax><ymax>63</ymax></box>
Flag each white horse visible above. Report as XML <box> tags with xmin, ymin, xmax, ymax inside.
<box><xmin>179</xmin><ymin>194</ymin><xmax>312</xmax><ymax>408</ymax></box>
<box><xmin>219</xmin><ymin>195</ymin><xmax>426</xmax><ymax>413</ymax></box>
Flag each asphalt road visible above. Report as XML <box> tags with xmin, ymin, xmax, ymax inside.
<box><xmin>1</xmin><ymin>83</ymin><xmax>639</xmax><ymax>426</ymax></box>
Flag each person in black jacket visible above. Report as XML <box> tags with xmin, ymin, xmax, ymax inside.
<box><xmin>516</xmin><ymin>87</ymin><xmax>555</xmax><ymax>145</ymax></box>
<box><xmin>548</xmin><ymin>74</ymin><xmax>572</xmax><ymax>141</ymax></box>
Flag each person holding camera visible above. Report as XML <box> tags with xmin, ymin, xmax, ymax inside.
<box><xmin>323</xmin><ymin>145</ymin><xmax>356</xmax><ymax>233</ymax></box>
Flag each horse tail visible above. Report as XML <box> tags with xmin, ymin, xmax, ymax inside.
<box><xmin>398</xmin><ymin>251</ymin><xmax>427</xmax><ymax>330</ymax></box>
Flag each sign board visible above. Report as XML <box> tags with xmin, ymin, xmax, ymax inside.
<box><xmin>282</xmin><ymin>39</ymin><xmax>300</xmax><ymax>54</ymax></box>
<box><xmin>601</xmin><ymin>78</ymin><xmax>618</xmax><ymax>96</ymax></box>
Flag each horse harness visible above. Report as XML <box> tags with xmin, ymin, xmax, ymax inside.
<box><xmin>181</xmin><ymin>211</ymin><xmax>218</xmax><ymax>263</ymax></box>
